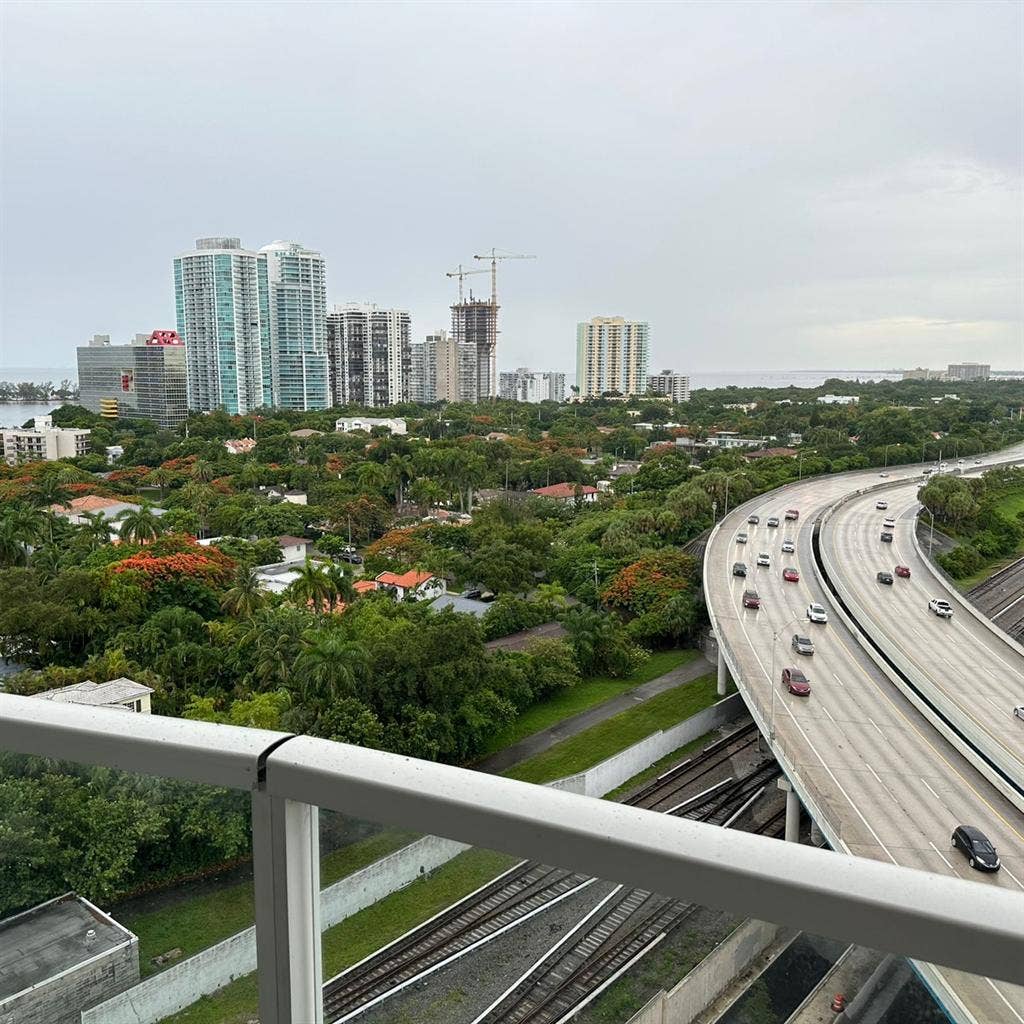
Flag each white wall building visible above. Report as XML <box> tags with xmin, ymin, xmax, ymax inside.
<box><xmin>817</xmin><ymin>394</ymin><xmax>859</xmax><ymax>405</ymax></box>
<box><xmin>947</xmin><ymin>363</ymin><xmax>991</xmax><ymax>381</ymax></box>
<box><xmin>647</xmin><ymin>370</ymin><xmax>691</xmax><ymax>403</ymax></box>
<box><xmin>335</xmin><ymin>416</ymin><xmax>407</xmax><ymax>435</ymax></box>
<box><xmin>499</xmin><ymin>368</ymin><xmax>566</xmax><ymax>403</ymax></box>
<box><xmin>1</xmin><ymin>416</ymin><xmax>91</xmax><ymax>465</ymax></box>
<box><xmin>575</xmin><ymin>317</ymin><xmax>650</xmax><ymax>398</ymax></box>
<box><xmin>33</xmin><ymin>678</ymin><xmax>154</xmax><ymax>714</ymax></box>
<box><xmin>326</xmin><ymin>304</ymin><xmax>411</xmax><ymax>408</ymax></box>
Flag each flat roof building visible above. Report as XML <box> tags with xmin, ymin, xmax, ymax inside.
<box><xmin>1</xmin><ymin>415</ymin><xmax>90</xmax><ymax>465</ymax></box>
<box><xmin>576</xmin><ymin>317</ymin><xmax>650</xmax><ymax>398</ymax></box>
<box><xmin>947</xmin><ymin>362</ymin><xmax>990</xmax><ymax>381</ymax></box>
<box><xmin>647</xmin><ymin>369</ymin><xmax>691</xmax><ymax>403</ymax></box>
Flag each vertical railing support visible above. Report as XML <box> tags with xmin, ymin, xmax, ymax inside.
<box><xmin>252</xmin><ymin>791</ymin><xmax>323</xmax><ymax>1024</ymax></box>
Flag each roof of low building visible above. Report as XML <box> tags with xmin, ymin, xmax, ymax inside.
<box><xmin>353</xmin><ymin>579</ymin><xmax>378</xmax><ymax>594</ymax></box>
<box><xmin>531</xmin><ymin>482</ymin><xmax>599</xmax><ymax>498</ymax></box>
<box><xmin>50</xmin><ymin>495</ymin><xmax>132</xmax><ymax>514</ymax></box>
<box><xmin>0</xmin><ymin>894</ymin><xmax>134</xmax><ymax>1000</ymax></box>
<box><xmin>430</xmin><ymin>594</ymin><xmax>491</xmax><ymax>617</ymax></box>
<box><xmin>376</xmin><ymin>569</ymin><xmax>435</xmax><ymax>588</ymax></box>
<box><xmin>289</xmin><ymin>428</ymin><xmax>323</xmax><ymax>438</ymax></box>
<box><xmin>33</xmin><ymin>678</ymin><xmax>154</xmax><ymax>706</ymax></box>
<box><xmin>277</xmin><ymin>535</ymin><xmax>312</xmax><ymax>546</ymax></box>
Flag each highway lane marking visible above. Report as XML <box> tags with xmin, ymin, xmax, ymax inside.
<box><xmin>988</xmin><ymin>980</ymin><xmax>1024</xmax><ymax>1023</ymax></box>
<box><xmin>919</xmin><ymin>777</ymin><xmax>948</xmax><ymax>810</ymax></box>
<box><xmin>866</xmin><ymin>716</ymin><xmax>887</xmax><ymax>741</ymax></box>
<box><xmin>928</xmin><ymin>840</ymin><xmax>957</xmax><ymax>873</ymax></box>
<box><xmin>821</xmin><ymin>705</ymin><xmax>836</xmax><ymax>724</ymax></box>
<box><xmin>831</xmin><ymin>672</ymin><xmax>846</xmax><ymax>688</ymax></box>
<box><xmin>951</xmin><ymin>618</ymin><xmax>1024</xmax><ymax>682</ymax></box>
<box><xmin>1000</xmin><ymin>863</ymin><xmax>1024</xmax><ymax>892</ymax></box>
<box><xmin>865</xmin><ymin>764</ymin><xmax>899</xmax><ymax>804</ymax></box>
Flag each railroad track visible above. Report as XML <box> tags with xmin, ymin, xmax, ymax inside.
<box><xmin>323</xmin><ymin>862</ymin><xmax>593</xmax><ymax>1022</ymax></box>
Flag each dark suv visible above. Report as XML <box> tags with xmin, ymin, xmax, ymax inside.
<box><xmin>732</xmin><ymin>562</ymin><xmax>748</xmax><ymax>577</ymax></box>
<box><xmin>951</xmin><ymin>825</ymin><xmax>1000</xmax><ymax>872</ymax></box>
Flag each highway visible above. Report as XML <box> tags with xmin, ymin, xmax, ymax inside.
<box><xmin>704</xmin><ymin>451</ymin><xmax>1024</xmax><ymax>1024</ymax></box>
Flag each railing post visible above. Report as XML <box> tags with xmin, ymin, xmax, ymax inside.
<box><xmin>251</xmin><ymin>791</ymin><xmax>323</xmax><ymax>1024</ymax></box>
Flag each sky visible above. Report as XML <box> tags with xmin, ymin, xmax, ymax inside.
<box><xmin>0</xmin><ymin>1</ymin><xmax>1021</xmax><ymax>376</ymax></box>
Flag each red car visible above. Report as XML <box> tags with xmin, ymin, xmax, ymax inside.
<box><xmin>742</xmin><ymin>589</ymin><xmax>761</xmax><ymax>609</ymax></box>
<box><xmin>782</xmin><ymin>667</ymin><xmax>811</xmax><ymax>695</ymax></box>
<box><xmin>785</xmin><ymin>509</ymin><xmax>800</xmax><ymax>521</ymax></box>
<box><xmin>782</xmin><ymin>567</ymin><xmax>800</xmax><ymax>583</ymax></box>
<box><xmin>895</xmin><ymin>565</ymin><xmax>911</xmax><ymax>578</ymax></box>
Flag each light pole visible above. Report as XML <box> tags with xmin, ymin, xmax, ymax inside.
<box><xmin>883</xmin><ymin>443</ymin><xmax>891</xmax><ymax>469</ymax></box>
<box><xmin>798</xmin><ymin>451</ymin><xmax>805</xmax><ymax>480</ymax></box>
<box><xmin>922</xmin><ymin>504</ymin><xmax>936</xmax><ymax>557</ymax></box>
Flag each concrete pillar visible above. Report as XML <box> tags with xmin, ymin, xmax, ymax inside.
<box><xmin>717</xmin><ymin>646</ymin><xmax>730</xmax><ymax>697</ymax></box>
<box><xmin>778</xmin><ymin>777</ymin><xmax>800</xmax><ymax>843</ymax></box>
<box><xmin>811</xmin><ymin>818</ymin><xmax>825</xmax><ymax>847</ymax></box>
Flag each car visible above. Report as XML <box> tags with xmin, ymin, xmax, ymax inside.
<box><xmin>785</xmin><ymin>509</ymin><xmax>799</xmax><ymax>521</ymax></box>
<box><xmin>879</xmin><ymin>472</ymin><xmax>889</xmax><ymax>478</ymax></box>
<box><xmin>736</xmin><ymin>532</ymin><xmax>748</xmax><ymax>544</ymax></box>
<box><xmin>928</xmin><ymin>598</ymin><xmax>953</xmax><ymax>618</ymax></box>
<box><xmin>479</xmin><ymin>591</ymin><xmax>497</xmax><ymax>602</ymax></box>
<box><xmin>957</xmin><ymin>458</ymin><xmax>965</xmax><ymax>465</ymax></box>
<box><xmin>781</xmin><ymin>539</ymin><xmax>796</xmax><ymax>553</ymax></box>
<box><xmin>782</xmin><ymin>567</ymin><xmax>800</xmax><ymax>583</ymax></box>
<box><xmin>876</xmin><ymin>571</ymin><xmax>894</xmax><ymax>585</ymax></box>
<box><xmin>940</xmin><ymin>462</ymin><xmax>949</xmax><ymax>471</ymax></box>
<box><xmin>922</xmin><ymin>468</ymin><xmax>933</xmax><ymax>476</ymax></box>
<box><xmin>791</xmin><ymin>634</ymin><xmax>814</xmax><ymax>655</ymax></box>
<box><xmin>757</xmin><ymin>552</ymin><xmax>770</xmax><ymax>567</ymax></box>
<box><xmin>766</xmin><ymin>516</ymin><xmax>780</xmax><ymax>527</ymax></box>
<box><xmin>782</xmin><ymin>667</ymin><xmax>811</xmax><ymax>695</ymax></box>
<box><xmin>807</xmin><ymin>603</ymin><xmax>828</xmax><ymax>624</ymax></box>
<box><xmin>882</xmin><ymin>516</ymin><xmax>896</xmax><ymax>528</ymax></box>
<box><xmin>974</xmin><ymin>459</ymin><xmax>983</xmax><ymax>465</ymax></box>
<box><xmin>895</xmin><ymin>565</ymin><xmax>911</xmax><ymax>578</ymax></box>
<box><xmin>1013</xmin><ymin>705</ymin><xmax>1024</xmax><ymax>722</ymax></box>
<box><xmin>732</xmin><ymin>562</ymin><xmax>748</xmax><ymax>577</ymax></box>
<box><xmin>880</xmin><ymin>531</ymin><xmax>893</xmax><ymax>543</ymax></box>
<box><xmin>951</xmin><ymin>825</ymin><xmax>1000</xmax><ymax>872</ymax></box>
<box><xmin>339</xmin><ymin>551</ymin><xmax>364</xmax><ymax>564</ymax></box>
<box><xmin>742</xmin><ymin>589</ymin><xmax>760</xmax><ymax>609</ymax></box>
<box><xmin>748</xmin><ymin>514</ymin><xmax>760</xmax><ymax>525</ymax></box>
<box><xmin>462</xmin><ymin>588</ymin><xmax>482</xmax><ymax>599</ymax></box>
<box><xmin>876</xmin><ymin>500</ymin><xmax>889</xmax><ymax>510</ymax></box>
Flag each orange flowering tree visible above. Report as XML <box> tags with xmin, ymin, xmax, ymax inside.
<box><xmin>601</xmin><ymin>550</ymin><xmax>697</xmax><ymax>616</ymax></box>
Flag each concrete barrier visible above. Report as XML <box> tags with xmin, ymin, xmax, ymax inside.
<box><xmin>625</xmin><ymin>918</ymin><xmax>780</xmax><ymax>1024</ymax></box>
<box><xmin>82</xmin><ymin>695</ymin><xmax>746</xmax><ymax>1024</ymax></box>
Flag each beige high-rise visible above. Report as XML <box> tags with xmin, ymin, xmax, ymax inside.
<box><xmin>575</xmin><ymin>317</ymin><xmax>650</xmax><ymax>398</ymax></box>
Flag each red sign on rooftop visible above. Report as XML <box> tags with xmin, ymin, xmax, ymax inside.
<box><xmin>147</xmin><ymin>330</ymin><xmax>183</xmax><ymax>346</ymax></box>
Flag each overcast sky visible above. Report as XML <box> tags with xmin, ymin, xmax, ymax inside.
<box><xmin>1</xmin><ymin>1</ymin><xmax>1021</xmax><ymax>376</ymax></box>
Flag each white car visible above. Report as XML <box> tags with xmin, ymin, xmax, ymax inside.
<box><xmin>928</xmin><ymin>598</ymin><xmax>954</xmax><ymax>618</ymax></box>
<box><xmin>782</xmin><ymin>540</ymin><xmax>796</xmax><ymax>553</ymax></box>
<box><xmin>1014</xmin><ymin>705</ymin><xmax>1024</xmax><ymax>722</ymax></box>
<box><xmin>876</xmin><ymin>500</ymin><xmax>888</xmax><ymax>510</ymax></box>
<box><xmin>807</xmin><ymin>603</ymin><xmax>828</xmax><ymax>624</ymax></box>
<box><xmin>757</xmin><ymin>552</ymin><xmax>770</xmax><ymax>567</ymax></box>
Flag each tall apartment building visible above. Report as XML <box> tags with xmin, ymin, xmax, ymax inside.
<box><xmin>261</xmin><ymin>241</ymin><xmax>329</xmax><ymax>410</ymax></box>
<box><xmin>947</xmin><ymin>362</ymin><xmax>991</xmax><ymax>381</ymax></box>
<box><xmin>451</xmin><ymin>298</ymin><xmax>497</xmax><ymax>399</ymax></box>
<box><xmin>2</xmin><ymin>415</ymin><xmax>91</xmax><ymax>465</ymax></box>
<box><xmin>575</xmin><ymin>317</ymin><xmax>650</xmax><ymax>398</ymax></box>
<box><xmin>499</xmin><ymin>368</ymin><xmax>566</xmax><ymax>403</ymax></box>
<box><xmin>647</xmin><ymin>369</ymin><xmax>691</xmax><ymax>403</ymax></box>
<box><xmin>432</xmin><ymin>332</ymin><xmax>478</xmax><ymax>403</ymax></box>
<box><xmin>326</xmin><ymin>304</ymin><xmax>411</xmax><ymax>407</ymax></box>
<box><xmin>77</xmin><ymin>332</ymin><xmax>188</xmax><ymax>429</ymax></box>
<box><xmin>174</xmin><ymin>238</ymin><xmax>272</xmax><ymax>415</ymax></box>
<box><xmin>409</xmin><ymin>334</ymin><xmax>439</xmax><ymax>404</ymax></box>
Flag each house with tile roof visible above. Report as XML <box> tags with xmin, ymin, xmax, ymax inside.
<box><xmin>530</xmin><ymin>482</ymin><xmax>599</xmax><ymax>504</ymax></box>
<box><xmin>374</xmin><ymin>570</ymin><xmax>446</xmax><ymax>601</ymax></box>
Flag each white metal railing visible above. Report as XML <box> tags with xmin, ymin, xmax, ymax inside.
<box><xmin>2</xmin><ymin>692</ymin><xmax>1024</xmax><ymax>1024</ymax></box>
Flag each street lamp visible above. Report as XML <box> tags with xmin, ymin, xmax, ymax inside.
<box><xmin>921</xmin><ymin>504</ymin><xmax>936</xmax><ymax>557</ymax></box>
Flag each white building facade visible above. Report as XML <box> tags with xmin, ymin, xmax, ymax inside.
<box><xmin>499</xmin><ymin>368</ymin><xmax>566</xmax><ymax>403</ymax></box>
<box><xmin>647</xmin><ymin>369</ymin><xmax>690</xmax><ymax>403</ymax></box>
<box><xmin>575</xmin><ymin>317</ymin><xmax>650</xmax><ymax>398</ymax></box>
<box><xmin>1</xmin><ymin>416</ymin><xmax>91</xmax><ymax>464</ymax></box>
<box><xmin>326</xmin><ymin>304</ymin><xmax>411</xmax><ymax>408</ymax></box>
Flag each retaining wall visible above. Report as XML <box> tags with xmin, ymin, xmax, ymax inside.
<box><xmin>83</xmin><ymin>693</ymin><xmax>747</xmax><ymax>1024</ymax></box>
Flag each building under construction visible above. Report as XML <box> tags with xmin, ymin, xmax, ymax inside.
<box><xmin>450</xmin><ymin>294</ymin><xmax>497</xmax><ymax>400</ymax></box>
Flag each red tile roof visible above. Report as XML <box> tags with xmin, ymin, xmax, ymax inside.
<box><xmin>50</xmin><ymin>495</ymin><xmax>124</xmax><ymax>513</ymax></box>
<box><xmin>531</xmin><ymin>482</ymin><xmax>599</xmax><ymax>499</ymax></box>
<box><xmin>354</xmin><ymin>580</ymin><xmax>378</xmax><ymax>594</ymax></box>
<box><xmin>375</xmin><ymin>570</ymin><xmax>435</xmax><ymax>589</ymax></box>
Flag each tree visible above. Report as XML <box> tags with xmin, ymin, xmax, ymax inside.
<box><xmin>356</xmin><ymin>462</ymin><xmax>388</xmax><ymax>495</ymax></box>
<box><xmin>293</xmin><ymin>631</ymin><xmax>368</xmax><ymax>702</ymax></box>
<box><xmin>190</xmin><ymin>458</ymin><xmax>216</xmax><ymax>483</ymax></box>
<box><xmin>221</xmin><ymin>564</ymin><xmax>265</xmax><ymax>617</ymax></box>
<box><xmin>77</xmin><ymin>510</ymin><xmax>112</xmax><ymax>548</ymax></box>
<box><xmin>143</xmin><ymin>467</ymin><xmax>176</xmax><ymax>499</ymax></box>
<box><xmin>118</xmin><ymin>505</ymin><xmax>165</xmax><ymax>544</ymax></box>
<box><xmin>387</xmin><ymin>454</ymin><xmax>414</xmax><ymax>505</ymax></box>
<box><xmin>286</xmin><ymin>559</ymin><xmax>331</xmax><ymax>612</ymax></box>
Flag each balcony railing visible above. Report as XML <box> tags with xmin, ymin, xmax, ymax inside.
<box><xmin>2</xmin><ymin>691</ymin><xmax>1023</xmax><ymax>1024</ymax></box>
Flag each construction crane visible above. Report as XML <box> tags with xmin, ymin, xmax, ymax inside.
<box><xmin>472</xmin><ymin>249</ymin><xmax>536</xmax><ymax>310</ymax></box>
<box><xmin>446</xmin><ymin>263</ymin><xmax>490</xmax><ymax>305</ymax></box>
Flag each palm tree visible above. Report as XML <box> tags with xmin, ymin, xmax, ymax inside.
<box><xmin>118</xmin><ymin>504</ymin><xmax>165</xmax><ymax>544</ymax></box>
<box><xmin>221</xmin><ymin>565</ymin><xmax>265</xmax><ymax>618</ymax></box>
<box><xmin>535</xmin><ymin>581</ymin><xmax>568</xmax><ymax>612</ymax></box>
<box><xmin>51</xmin><ymin>463</ymin><xmax>91</xmax><ymax>485</ymax></box>
<box><xmin>190</xmin><ymin>458</ymin><xmax>216</xmax><ymax>483</ymax></box>
<box><xmin>29</xmin><ymin>545</ymin><xmax>63</xmax><ymax>581</ymax></box>
<box><xmin>409</xmin><ymin>476</ymin><xmax>445</xmax><ymax>510</ymax></box>
<box><xmin>27</xmin><ymin>474</ymin><xmax>72</xmax><ymax>512</ymax></box>
<box><xmin>286</xmin><ymin>559</ymin><xmax>331</xmax><ymax>612</ymax></box>
<box><xmin>78</xmin><ymin>510</ymin><xmax>112</xmax><ymax>548</ymax></box>
<box><xmin>387</xmin><ymin>454</ymin><xmax>415</xmax><ymax>506</ymax></box>
<box><xmin>143</xmin><ymin>467</ymin><xmax>176</xmax><ymax>500</ymax></box>
<box><xmin>323</xmin><ymin>563</ymin><xmax>356</xmax><ymax>611</ymax></box>
<box><xmin>356</xmin><ymin>461</ymin><xmax>388</xmax><ymax>495</ymax></box>
<box><xmin>0</xmin><ymin>517</ymin><xmax>29</xmax><ymax>567</ymax></box>
<box><xmin>293</xmin><ymin>632</ymin><xmax>368</xmax><ymax>701</ymax></box>
<box><xmin>179</xmin><ymin>481</ymin><xmax>218</xmax><ymax>538</ymax></box>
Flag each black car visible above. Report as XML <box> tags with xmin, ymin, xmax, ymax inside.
<box><xmin>747</xmin><ymin>514</ymin><xmax>760</xmax><ymax>525</ymax></box>
<box><xmin>732</xmin><ymin>562</ymin><xmax>748</xmax><ymax>577</ymax></box>
<box><xmin>951</xmin><ymin>825</ymin><xmax>1001</xmax><ymax>872</ymax></box>
<box><xmin>876</xmin><ymin>571</ymin><xmax>893</xmax><ymax>585</ymax></box>
<box><xmin>880</xmin><ymin>531</ymin><xmax>893</xmax><ymax>543</ymax></box>
<box><xmin>462</xmin><ymin>589</ymin><xmax>482</xmax><ymax>599</ymax></box>
<box><xmin>339</xmin><ymin>552</ymin><xmax>363</xmax><ymax>564</ymax></box>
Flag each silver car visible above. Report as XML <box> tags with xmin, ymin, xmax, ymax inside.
<box><xmin>782</xmin><ymin>540</ymin><xmax>796</xmax><ymax>553</ymax></box>
<box><xmin>807</xmin><ymin>603</ymin><xmax>828</xmax><ymax>624</ymax></box>
<box><xmin>791</xmin><ymin>634</ymin><xmax>814</xmax><ymax>655</ymax></box>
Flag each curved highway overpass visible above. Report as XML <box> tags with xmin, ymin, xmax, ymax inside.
<box><xmin>703</xmin><ymin>448</ymin><xmax>1024</xmax><ymax>1024</ymax></box>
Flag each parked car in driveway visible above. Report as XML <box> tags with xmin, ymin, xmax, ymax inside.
<box><xmin>876</xmin><ymin>571</ymin><xmax>894</xmax><ymax>585</ymax></box>
<box><xmin>880</xmin><ymin>531</ymin><xmax>893</xmax><ymax>543</ymax></box>
<box><xmin>782</xmin><ymin>667</ymin><xmax>811</xmax><ymax>695</ymax></box>
<box><xmin>781</xmin><ymin>540</ymin><xmax>796</xmax><ymax>553</ymax></box>
<box><xmin>895</xmin><ymin>565</ymin><xmax>911</xmax><ymax>578</ymax></box>
<box><xmin>782</xmin><ymin>567</ymin><xmax>799</xmax><ymax>582</ymax></box>
<box><xmin>951</xmin><ymin>825</ymin><xmax>1000</xmax><ymax>872</ymax></box>
<box><xmin>733</xmin><ymin>562</ymin><xmax>748</xmax><ymax>577</ymax></box>
<box><xmin>928</xmin><ymin>598</ymin><xmax>953</xmax><ymax>618</ymax></box>
<box><xmin>742</xmin><ymin>589</ymin><xmax>760</xmax><ymax>609</ymax></box>
<box><xmin>791</xmin><ymin>634</ymin><xmax>814</xmax><ymax>655</ymax></box>
<box><xmin>757</xmin><ymin>552</ymin><xmax>770</xmax><ymax>567</ymax></box>
<box><xmin>807</xmin><ymin>603</ymin><xmax>828</xmax><ymax>624</ymax></box>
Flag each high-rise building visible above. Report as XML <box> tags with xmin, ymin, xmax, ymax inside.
<box><xmin>409</xmin><ymin>334</ymin><xmax>439</xmax><ymax>404</ymax></box>
<box><xmin>451</xmin><ymin>298</ymin><xmax>497</xmax><ymax>399</ymax></box>
<box><xmin>261</xmin><ymin>241</ymin><xmax>329</xmax><ymax>411</ymax></box>
<box><xmin>946</xmin><ymin>362</ymin><xmax>991</xmax><ymax>381</ymax></box>
<box><xmin>647</xmin><ymin>369</ymin><xmax>690</xmax><ymax>403</ymax></box>
<box><xmin>2</xmin><ymin>415</ymin><xmax>91</xmax><ymax>465</ymax></box>
<box><xmin>431</xmin><ymin>331</ymin><xmax>477</xmax><ymax>404</ymax></box>
<box><xmin>77</xmin><ymin>332</ymin><xmax>188</xmax><ymax>430</ymax></box>
<box><xmin>174</xmin><ymin>238</ymin><xmax>272</xmax><ymax>415</ymax></box>
<box><xmin>575</xmin><ymin>317</ymin><xmax>650</xmax><ymax>398</ymax></box>
<box><xmin>326</xmin><ymin>304</ymin><xmax>411</xmax><ymax>408</ymax></box>
<box><xmin>499</xmin><ymin>368</ymin><xmax>566</xmax><ymax>403</ymax></box>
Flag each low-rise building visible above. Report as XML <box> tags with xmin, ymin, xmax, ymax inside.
<box><xmin>1</xmin><ymin>415</ymin><xmax>90</xmax><ymax>465</ymax></box>
<box><xmin>256</xmin><ymin>486</ymin><xmax>308</xmax><ymax>505</ymax></box>
<box><xmin>647</xmin><ymin>370</ymin><xmax>691</xmax><ymax>403</ymax></box>
<box><xmin>704</xmin><ymin>432</ymin><xmax>772</xmax><ymax>450</ymax></box>
<box><xmin>743</xmin><ymin>447</ymin><xmax>799</xmax><ymax>461</ymax></box>
<box><xmin>817</xmin><ymin>394</ymin><xmax>859</xmax><ymax>405</ymax></box>
<box><xmin>430</xmin><ymin>594</ymin><xmax>491</xmax><ymax>617</ymax></box>
<box><xmin>224</xmin><ymin>438</ymin><xmax>257</xmax><ymax>455</ymax></box>
<box><xmin>335</xmin><ymin>417</ymin><xmax>407</xmax><ymax>435</ymax></box>
<box><xmin>531</xmin><ymin>482</ymin><xmax>600</xmax><ymax>504</ymax></box>
<box><xmin>947</xmin><ymin>362</ymin><xmax>990</xmax><ymax>381</ymax></box>
<box><xmin>289</xmin><ymin>428</ymin><xmax>323</xmax><ymax>439</ymax></box>
<box><xmin>375</xmin><ymin>570</ymin><xmax>446</xmax><ymax>601</ymax></box>
<box><xmin>0</xmin><ymin>894</ymin><xmax>139</xmax><ymax>1024</ymax></box>
<box><xmin>277</xmin><ymin>536</ymin><xmax>313</xmax><ymax>561</ymax></box>
<box><xmin>32</xmin><ymin>678</ymin><xmax>154</xmax><ymax>714</ymax></box>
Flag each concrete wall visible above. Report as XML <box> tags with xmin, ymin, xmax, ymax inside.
<box><xmin>625</xmin><ymin>918</ymin><xmax>780</xmax><ymax>1024</ymax></box>
<box><xmin>82</xmin><ymin>695</ymin><xmax>747</xmax><ymax>1024</ymax></box>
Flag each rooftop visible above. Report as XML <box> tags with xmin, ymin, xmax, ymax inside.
<box><xmin>50</xmin><ymin>495</ymin><xmax>130</xmax><ymax>514</ymax></box>
<box><xmin>431</xmin><ymin>594</ymin><xmax>491</xmax><ymax>617</ymax></box>
<box><xmin>531</xmin><ymin>482</ymin><xmax>599</xmax><ymax>499</ymax></box>
<box><xmin>0</xmin><ymin>894</ymin><xmax>134</xmax><ymax>1000</ymax></box>
<box><xmin>32</xmin><ymin>678</ymin><xmax>153</xmax><ymax>707</ymax></box>
<box><xmin>277</xmin><ymin>535</ymin><xmax>312</xmax><ymax>547</ymax></box>
<box><xmin>376</xmin><ymin>570</ymin><xmax>435</xmax><ymax>588</ymax></box>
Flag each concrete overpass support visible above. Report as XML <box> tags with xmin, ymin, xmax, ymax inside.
<box><xmin>778</xmin><ymin>777</ymin><xmax>800</xmax><ymax>842</ymax></box>
<box><xmin>717</xmin><ymin>646</ymin><xmax>730</xmax><ymax>697</ymax></box>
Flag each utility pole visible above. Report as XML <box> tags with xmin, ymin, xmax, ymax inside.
<box><xmin>593</xmin><ymin>559</ymin><xmax>600</xmax><ymax>592</ymax></box>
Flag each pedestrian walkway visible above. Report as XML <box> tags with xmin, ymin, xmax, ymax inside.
<box><xmin>475</xmin><ymin>654</ymin><xmax>716</xmax><ymax>773</ymax></box>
